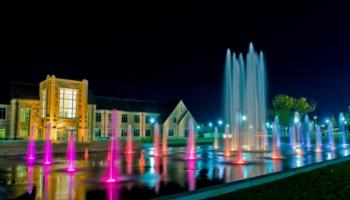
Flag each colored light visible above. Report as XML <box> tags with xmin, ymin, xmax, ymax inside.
<box><xmin>208</xmin><ymin>122</ymin><xmax>213</xmax><ymax>127</ymax></box>
<box><xmin>242</xmin><ymin>115</ymin><xmax>247</xmax><ymax>121</ymax></box>
<box><xmin>218</xmin><ymin>120</ymin><xmax>223</xmax><ymax>125</ymax></box>
<box><xmin>150</xmin><ymin>118</ymin><xmax>155</xmax><ymax>123</ymax></box>
<box><xmin>325</xmin><ymin>119</ymin><xmax>330</xmax><ymax>124</ymax></box>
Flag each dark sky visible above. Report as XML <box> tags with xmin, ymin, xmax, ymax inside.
<box><xmin>0</xmin><ymin>1</ymin><xmax>350</xmax><ymax>122</ymax></box>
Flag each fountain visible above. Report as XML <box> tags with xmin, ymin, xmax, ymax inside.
<box><xmin>26</xmin><ymin>165</ymin><xmax>34</xmax><ymax>194</ymax></box>
<box><xmin>293</xmin><ymin>112</ymin><xmax>303</xmax><ymax>155</ymax></box>
<box><xmin>185</xmin><ymin>118</ymin><xmax>197</xmax><ymax>160</ymax></box>
<box><xmin>125</xmin><ymin>124</ymin><xmax>134</xmax><ymax>154</ymax></box>
<box><xmin>315</xmin><ymin>125</ymin><xmax>323</xmax><ymax>152</ymax></box>
<box><xmin>66</xmin><ymin>131</ymin><xmax>76</xmax><ymax>172</ymax></box>
<box><xmin>162</xmin><ymin>125</ymin><xmax>168</xmax><ymax>154</ymax></box>
<box><xmin>213</xmin><ymin>127</ymin><xmax>219</xmax><ymax>150</ymax></box>
<box><xmin>139</xmin><ymin>150</ymin><xmax>146</xmax><ymax>174</ymax></box>
<box><xmin>26</xmin><ymin>125</ymin><xmax>36</xmax><ymax>161</ymax></box>
<box><xmin>304</xmin><ymin>115</ymin><xmax>312</xmax><ymax>148</ymax></box>
<box><xmin>224</xmin><ymin>43</ymin><xmax>267</xmax><ymax>151</ymax></box>
<box><xmin>43</xmin><ymin>123</ymin><xmax>53</xmax><ymax>165</ymax></box>
<box><xmin>104</xmin><ymin>109</ymin><xmax>120</xmax><ymax>183</ymax></box>
<box><xmin>153</xmin><ymin>123</ymin><xmax>160</xmax><ymax>157</ymax></box>
<box><xmin>327</xmin><ymin>122</ymin><xmax>336</xmax><ymax>150</ymax></box>
<box><xmin>84</xmin><ymin>148</ymin><xmax>89</xmax><ymax>160</ymax></box>
<box><xmin>339</xmin><ymin>112</ymin><xmax>347</xmax><ymax>147</ymax></box>
<box><xmin>289</xmin><ymin>127</ymin><xmax>294</xmax><ymax>147</ymax></box>
<box><xmin>270</xmin><ymin>117</ymin><xmax>283</xmax><ymax>159</ymax></box>
<box><xmin>223</xmin><ymin>127</ymin><xmax>231</xmax><ymax>156</ymax></box>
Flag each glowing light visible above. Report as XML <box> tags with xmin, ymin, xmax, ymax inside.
<box><xmin>196</xmin><ymin>125</ymin><xmax>201</xmax><ymax>130</ymax></box>
<box><xmin>208</xmin><ymin>122</ymin><xmax>213</xmax><ymax>127</ymax></box>
<box><xmin>150</xmin><ymin>118</ymin><xmax>155</xmax><ymax>123</ymax></box>
<box><xmin>325</xmin><ymin>119</ymin><xmax>330</xmax><ymax>124</ymax></box>
<box><xmin>294</xmin><ymin>117</ymin><xmax>299</xmax><ymax>124</ymax></box>
<box><xmin>226</xmin><ymin>124</ymin><xmax>229</xmax><ymax>128</ymax></box>
<box><xmin>266</xmin><ymin>122</ymin><xmax>270</xmax><ymax>127</ymax></box>
<box><xmin>241</xmin><ymin>115</ymin><xmax>247</xmax><ymax>121</ymax></box>
<box><xmin>218</xmin><ymin>120</ymin><xmax>223</xmax><ymax>125</ymax></box>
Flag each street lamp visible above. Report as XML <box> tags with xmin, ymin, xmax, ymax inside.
<box><xmin>218</xmin><ymin>120</ymin><xmax>223</xmax><ymax>126</ymax></box>
<box><xmin>241</xmin><ymin>115</ymin><xmax>247</xmax><ymax>121</ymax></box>
<box><xmin>325</xmin><ymin>119</ymin><xmax>330</xmax><ymax>124</ymax></box>
<box><xmin>208</xmin><ymin>122</ymin><xmax>213</xmax><ymax>127</ymax></box>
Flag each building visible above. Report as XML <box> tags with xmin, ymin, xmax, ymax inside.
<box><xmin>0</xmin><ymin>75</ymin><xmax>197</xmax><ymax>142</ymax></box>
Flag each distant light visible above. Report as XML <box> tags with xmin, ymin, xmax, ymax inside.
<box><xmin>226</xmin><ymin>124</ymin><xmax>230</xmax><ymax>128</ymax></box>
<box><xmin>242</xmin><ymin>115</ymin><xmax>247</xmax><ymax>121</ymax></box>
<box><xmin>218</xmin><ymin>120</ymin><xmax>223</xmax><ymax>126</ymax></box>
<box><xmin>249</xmin><ymin>125</ymin><xmax>253</xmax><ymax>129</ymax></box>
<box><xmin>325</xmin><ymin>119</ymin><xmax>330</xmax><ymax>124</ymax></box>
<box><xmin>208</xmin><ymin>122</ymin><xmax>213</xmax><ymax>127</ymax></box>
<box><xmin>150</xmin><ymin>118</ymin><xmax>155</xmax><ymax>123</ymax></box>
<box><xmin>197</xmin><ymin>125</ymin><xmax>200</xmax><ymax>130</ymax></box>
<box><xmin>266</xmin><ymin>122</ymin><xmax>270</xmax><ymax>127</ymax></box>
<box><xmin>269</xmin><ymin>125</ymin><xmax>273</xmax><ymax>129</ymax></box>
<box><xmin>341</xmin><ymin>117</ymin><xmax>345</xmax><ymax>121</ymax></box>
<box><xmin>345</xmin><ymin>121</ymin><xmax>348</xmax><ymax>125</ymax></box>
<box><xmin>313</xmin><ymin>116</ymin><xmax>317</xmax><ymax>120</ymax></box>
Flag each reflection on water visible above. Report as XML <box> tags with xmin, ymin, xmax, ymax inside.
<box><xmin>0</xmin><ymin>144</ymin><xmax>349</xmax><ymax>199</ymax></box>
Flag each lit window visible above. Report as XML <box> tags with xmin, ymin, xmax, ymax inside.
<box><xmin>41</xmin><ymin>89</ymin><xmax>46</xmax><ymax>118</ymax></box>
<box><xmin>0</xmin><ymin>129</ymin><xmax>5</xmax><ymax>139</ymax></box>
<box><xmin>145</xmin><ymin>129</ymin><xmax>151</xmax><ymax>137</ymax></box>
<box><xmin>168</xmin><ymin>128</ymin><xmax>174</xmax><ymax>136</ymax></box>
<box><xmin>134</xmin><ymin>115</ymin><xmax>140</xmax><ymax>123</ymax></box>
<box><xmin>122</xmin><ymin>114</ymin><xmax>128</xmax><ymax>123</ymax></box>
<box><xmin>133</xmin><ymin>129</ymin><xmax>140</xmax><ymax>137</ymax></box>
<box><xmin>59</xmin><ymin>89</ymin><xmax>77</xmax><ymax>118</ymax></box>
<box><xmin>20</xmin><ymin>128</ymin><xmax>28</xmax><ymax>137</ymax></box>
<box><xmin>96</xmin><ymin>113</ymin><xmax>101</xmax><ymax>122</ymax></box>
<box><xmin>20</xmin><ymin>108</ymin><xmax>30</xmax><ymax>122</ymax></box>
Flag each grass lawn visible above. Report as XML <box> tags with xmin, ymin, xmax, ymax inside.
<box><xmin>209</xmin><ymin>159</ymin><xmax>350</xmax><ymax>200</ymax></box>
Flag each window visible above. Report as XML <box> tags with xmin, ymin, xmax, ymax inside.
<box><xmin>20</xmin><ymin>108</ymin><xmax>30</xmax><ymax>122</ymax></box>
<box><xmin>0</xmin><ymin>129</ymin><xmax>5</xmax><ymax>139</ymax></box>
<box><xmin>59</xmin><ymin>89</ymin><xmax>77</xmax><ymax>118</ymax></box>
<box><xmin>20</xmin><ymin>128</ymin><xmax>28</xmax><ymax>137</ymax></box>
<box><xmin>146</xmin><ymin>116</ymin><xmax>151</xmax><ymax>124</ymax></box>
<box><xmin>145</xmin><ymin>129</ymin><xmax>151</xmax><ymax>137</ymax></box>
<box><xmin>108</xmin><ymin>113</ymin><xmax>111</xmax><ymax>121</ymax></box>
<box><xmin>0</xmin><ymin>108</ymin><xmax>6</xmax><ymax>119</ymax></box>
<box><xmin>184</xmin><ymin>129</ymin><xmax>189</xmax><ymax>137</ymax></box>
<box><xmin>41</xmin><ymin>89</ymin><xmax>46</xmax><ymax>118</ymax></box>
<box><xmin>168</xmin><ymin>128</ymin><xmax>174</xmax><ymax>137</ymax></box>
<box><xmin>133</xmin><ymin>129</ymin><xmax>140</xmax><ymax>137</ymax></box>
<box><xmin>134</xmin><ymin>115</ymin><xmax>140</xmax><ymax>123</ymax></box>
<box><xmin>95</xmin><ymin>128</ymin><xmax>101</xmax><ymax>137</ymax></box>
<box><xmin>121</xmin><ymin>129</ymin><xmax>127</xmax><ymax>137</ymax></box>
<box><xmin>172</xmin><ymin>117</ymin><xmax>177</xmax><ymax>123</ymax></box>
<box><xmin>122</xmin><ymin>114</ymin><xmax>128</xmax><ymax>123</ymax></box>
<box><xmin>96</xmin><ymin>113</ymin><xmax>101</xmax><ymax>122</ymax></box>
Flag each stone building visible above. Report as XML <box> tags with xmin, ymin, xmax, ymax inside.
<box><xmin>0</xmin><ymin>75</ymin><xmax>197</xmax><ymax>142</ymax></box>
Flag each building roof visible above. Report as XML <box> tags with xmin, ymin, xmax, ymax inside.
<box><xmin>94</xmin><ymin>96</ymin><xmax>180</xmax><ymax>122</ymax></box>
<box><xmin>10</xmin><ymin>82</ymin><xmax>39</xmax><ymax>100</ymax></box>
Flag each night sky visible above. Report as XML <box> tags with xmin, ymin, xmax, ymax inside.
<box><xmin>0</xmin><ymin>2</ymin><xmax>350</xmax><ymax>122</ymax></box>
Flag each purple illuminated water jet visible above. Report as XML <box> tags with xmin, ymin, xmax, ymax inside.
<box><xmin>26</xmin><ymin>125</ymin><xmax>36</xmax><ymax>161</ymax></box>
<box><xmin>327</xmin><ymin>122</ymin><xmax>336</xmax><ymax>150</ymax></box>
<box><xmin>43</xmin><ymin>124</ymin><xmax>53</xmax><ymax>165</ymax></box>
<box><xmin>186</xmin><ymin>118</ymin><xmax>196</xmax><ymax>160</ymax></box>
<box><xmin>104</xmin><ymin>109</ymin><xmax>120</xmax><ymax>183</ymax></box>
<box><xmin>66</xmin><ymin>131</ymin><xmax>76</xmax><ymax>172</ymax></box>
<box><xmin>125</xmin><ymin>124</ymin><xmax>134</xmax><ymax>154</ymax></box>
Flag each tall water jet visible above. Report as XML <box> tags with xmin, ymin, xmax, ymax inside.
<box><xmin>153</xmin><ymin>123</ymin><xmax>160</xmax><ymax>157</ymax></box>
<box><xmin>162</xmin><ymin>125</ymin><xmax>168</xmax><ymax>154</ymax></box>
<box><xmin>315</xmin><ymin>125</ymin><xmax>323</xmax><ymax>152</ymax></box>
<box><xmin>26</xmin><ymin>125</ymin><xmax>36</xmax><ymax>161</ymax></box>
<box><xmin>339</xmin><ymin>112</ymin><xmax>347</xmax><ymax>147</ymax></box>
<box><xmin>186</xmin><ymin>118</ymin><xmax>196</xmax><ymax>160</ymax></box>
<box><xmin>304</xmin><ymin>115</ymin><xmax>312</xmax><ymax>148</ymax></box>
<box><xmin>224</xmin><ymin>43</ymin><xmax>268</xmax><ymax>151</ymax></box>
<box><xmin>289</xmin><ymin>127</ymin><xmax>294</xmax><ymax>147</ymax></box>
<box><xmin>43</xmin><ymin>123</ymin><xmax>53</xmax><ymax>165</ymax></box>
<box><xmin>104</xmin><ymin>109</ymin><xmax>120</xmax><ymax>183</ymax></box>
<box><xmin>273</xmin><ymin>116</ymin><xmax>281</xmax><ymax>147</ymax></box>
<box><xmin>213</xmin><ymin>127</ymin><xmax>219</xmax><ymax>150</ymax></box>
<box><xmin>271</xmin><ymin>117</ymin><xmax>283</xmax><ymax>159</ymax></box>
<box><xmin>293</xmin><ymin>112</ymin><xmax>303</xmax><ymax>155</ymax></box>
<box><xmin>125</xmin><ymin>124</ymin><xmax>134</xmax><ymax>154</ymax></box>
<box><xmin>327</xmin><ymin>122</ymin><xmax>336</xmax><ymax>150</ymax></box>
<box><xmin>223</xmin><ymin>127</ymin><xmax>231</xmax><ymax>156</ymax></box>
<box><xmin>66</xmin><ymin>131</ymin><xmax>76</xmax><ymax>172</ymax></box>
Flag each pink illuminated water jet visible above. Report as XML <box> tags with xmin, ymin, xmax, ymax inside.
<box><xmin>104</xmin><ymin>110</ymin><xmax>120</xmax><ymax>183</ymax></box>
<box><xmin>186</xmin><ymin>118</ymin><xmax>197</xmax><ymax>160</ymax></box>
<box><xmin>84</xmin><ymin>148</ymin><xmax>89</xmax><ymax>160</ymax></box>
<box><xmin>224</xmin><ymin>127</ymin><xmax>231</xmax><ymax>156</ymax></box>
<box><xmin>153</xmin><ymin>123</ymin><xmax>161</xmax><ymax>157</ymax></box>
<box><xmin>162</xmin><ymin>127</ymin><xmax>168</xmax><ymax>154</ymax></box>
<box><xmin>43</xmin><ymin>124</ymin><xmax>53</xmax><ymax>165</ymax></box>
<box><xmin>66</xmin><ymin>131</ymin><xmax>76</xmax><ymax>172</ymax></box>
<box><xmin>125</xmin><ymin>124</ymin><xmax>134</xmax><ymax>154</ymax></box>
<box><xmin>213</xmin><ymin>127</ymin><xmax>219</xmax><ymax>150</ymax></box>
<box><xmin>26</xmin><ymin>125</ymin><xmax>36</xmax><ymax>161</ymax></box>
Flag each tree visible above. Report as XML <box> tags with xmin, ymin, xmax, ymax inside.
<box><xmin>269</xmin><ymin>94</ymin><xmax>316</xmax><ymax>129</ymax></box>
